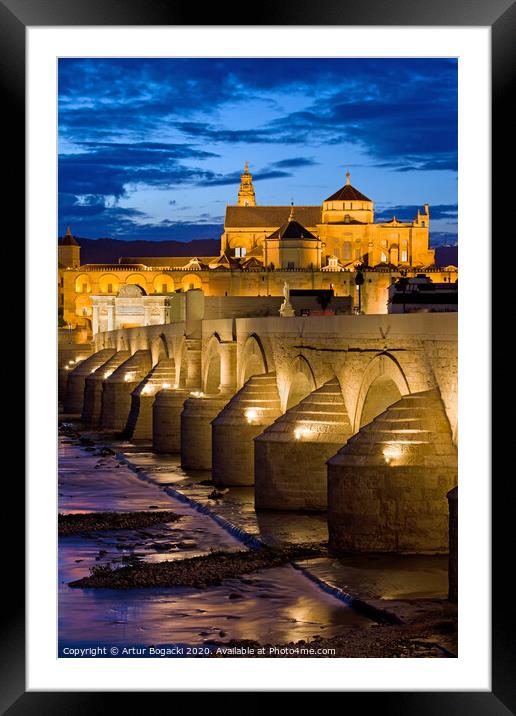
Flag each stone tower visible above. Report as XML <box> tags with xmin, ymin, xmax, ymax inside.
<box><xmin>237</xmin><ymin>161</ymin><xmax>256</xmax><ymax>207</ymax></box>
<box><xmin>59</xmin><ymin>226</ymin><xmax>81</xmax><ymax>268</ymax></box>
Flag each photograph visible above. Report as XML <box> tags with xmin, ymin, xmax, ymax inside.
<box><xmin>57</xmin><ymin>56</ymin><xmax>459</xmax><ymax>660</ymax></box>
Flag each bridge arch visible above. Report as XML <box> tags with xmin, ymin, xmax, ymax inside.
<box><xmin>353</xmin><ymin>352</ymin><xmax>410</xmax><ymax>432</ymax></box>
<box><xmin>284</xmin><ymin>354</ymin><xmax>317</xmax><ymax>411</ymax></box>
<box><xmin>150</xmin><ymin>332</ymin><xmax>169</xmax><ymax>367</ymax></box>
<box><xmin>239</xmin><ymin>334</ymin><xmax>269</xmax><ymax>387</ymax></box>
<box><xmin>203</xmin><ymin>333</ymin><xmax>223</xmax><ymax>394</ymax></box>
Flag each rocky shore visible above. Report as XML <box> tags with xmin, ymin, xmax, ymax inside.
<box><xmin>210</xmin><ymin>599</ymin><xmax>457</xmax><ymax>658</ymax></box>
<box><xmin>58</xmin><ymin>510</ymin><xmax>181</xmax><ymax>536</ymax></box>
<box><xmin>69</xmin><ymin>543</ymin><xmax>328</xmax><ymax>589</ymax></box>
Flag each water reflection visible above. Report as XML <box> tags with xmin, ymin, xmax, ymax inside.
<box><xmin>115</xmin><ymin>449</ymin><xmax>329</xmax><ymax>546</ymax></box>
<box><xmin>59</xmin><ymin>439</ymin><xmax>369</xmax><ymax>651</ymax></box>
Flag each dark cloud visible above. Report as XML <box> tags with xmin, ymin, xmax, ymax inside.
<box><xmin>375</xmin><ymin>204</ymin><xmax>458</xmax><ymax>221</ymax></box>
<box><xmin>58</xmin><ymin>58</ymin><xmax>457</xmax><ymax>239</ymax></box>
<box><xmin>271</xmin><ymin>158</ymin><xmax>318</xmax><ymax>169</ymax></box>
<box><xmin>197</xmin><ymin>168</ymin><xmax>291</xmax><ymax>187</ymax></box>
<box><xmin>59</xmin><ymin>141</ymin><xmax>218</xmax><ymax>198</ymax></box>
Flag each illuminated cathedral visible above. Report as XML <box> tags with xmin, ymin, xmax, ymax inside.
<box><xmin>58</xmin><ymin>162</ymin><xmax>455</xmax><ymax>331</ymax></box>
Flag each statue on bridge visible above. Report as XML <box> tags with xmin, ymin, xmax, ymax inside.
<box><xmin>280</xmin><ymin>281</ymin><xmax>295</xmax><ymax>318</ymax></box>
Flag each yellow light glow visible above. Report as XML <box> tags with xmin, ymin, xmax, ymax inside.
<box><xmin>294</xmin><ymin>425</ymin><xmax>313</xmax><ymax>440</ymax></box>
<box><xmin>64</xmin><ymin>366</ymin><xmax>70</xmax><ymax>370</ymax></box>
<box><xmin>190</xmin><ymin>390</ymin><xmax>204</xmax><ymax>398</ymax></box>
<box><xmin>162</xmin><ymin>382</ymin><xmax>171</xmax><ymax>389</ymax></box>
<box><xmin>124</xmin><ymin>373</ymin><xmax>135</xmax><ymax>383</ymax></box>
<box><xmin>104</xmin><ymin>371</ymin><xmax>113</xmax><ymax>379</ymax></box>
<box><xmin>383</xmin><ymin>444</ymin><xmax>402</xmax><ymax>464</ymax></box>
<box><xmin>245</xmin><ymin>408</ymin><xmax>259</xmax><ymax>424</ymax></box>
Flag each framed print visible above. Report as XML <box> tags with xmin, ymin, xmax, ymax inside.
<box><xmin>2</xmin><ymin>0</ymin><xmax>513</xmax><ymax>708</ymax></box>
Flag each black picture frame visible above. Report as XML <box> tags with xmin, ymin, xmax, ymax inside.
<box><xmin>3</xmin><ymin>0</ymin><xmax>513</xmax><ymax>709</ymax></box>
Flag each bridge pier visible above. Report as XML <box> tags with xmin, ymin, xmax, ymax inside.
<box><xmin>152</xmin><ymin>388</ymin><xmax>191</xmax><ymax>453</ymax></box>
<box><xmin>100</xmin><ymin>350</ymin><xmax>152</xmax><ymax>432</ymax></box>
<box><xmin>63</xmin><ymin>349</ymin><xmax>115</xmax><ymax>415</ymax></box>
<box><xmin>181</xmin><ymin>393</ymin><xmax>232</xmax><ymax>470</ymax></box>
<box><xmin>82</xmin><ymin>350</ymin><xmax>130</xmax><ymax>424</ymax></box>
<box><xmin>254</xmin><ymin>378</ymin><xmax>352</xmax><ymax>511</ymax></box>
<box><xmin>327</xmin><ymin>389</ymin><xmax>457</xmax><ymax>553</ymax></box>
<box><xmin>212</xmin><ymin>373</ymin><xmax>281</xmax><ymax>486</ymax></box>
<box><xmin>151</xmin><ymin>337</ymin><xmax>205</xmax><ymax>453</ymax></box>
<box><xmin>124</xmin><ymin>357</ymin><xmax>176</xmax><ymax>440</ymax></box>
<box><xmin>185</xmin><ymin>338</ymin><xmax>202</xmax><ymax>389</ymax></box>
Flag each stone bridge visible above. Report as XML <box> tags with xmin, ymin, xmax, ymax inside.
<box><xmin>62</xmin><ymin>309</ymin><xmax>457</xmax><ymax>554</ymax></box>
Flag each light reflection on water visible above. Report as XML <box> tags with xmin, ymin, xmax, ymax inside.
<box><xmin>59</xmin><ymin>438</ymin><xmax>370</xmax><ymax>651</ymax></box>
<box><xmin>113</xmin><ymin>447</ymin><xmax>329</xmax><ymax>547</ymax></box>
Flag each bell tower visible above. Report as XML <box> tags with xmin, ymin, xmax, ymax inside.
<box><xmin>59</xmin><ymin>226</ymin><xmax>81</xmax><ymax>268</ymax></box>
<box><xmin>237</xmin><ymin>161</ymin><xmax>256</xmax><ymax>206</ymax></box>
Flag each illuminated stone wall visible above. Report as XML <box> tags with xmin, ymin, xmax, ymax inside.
<box><xmin>61</xmin><ymin>264</ymin><xmax>457</xmax><ymax>330</ymax></box>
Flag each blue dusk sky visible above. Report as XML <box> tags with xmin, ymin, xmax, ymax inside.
<box><xmin>58</xmin><ymin>58</ymin><xmax>458</xmax><ymax>245</ymax></box>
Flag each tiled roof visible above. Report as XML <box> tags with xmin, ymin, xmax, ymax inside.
<box><xmin>60</xmin><ymin>226</ymin><xmax>79</xmax><ymax>246</ymax></box>
<box><xmin>209</xmin><ymin>253</ymin><xmax>240</xmax><ymax>269</ymax></box>
<box><xmin>268</xmin><ymin>218</ymin><xmax>318</xmax><ymax>241</ymax></box>
<box><xmin>225</xmin><ymin>205</ymin><xmax>321</xmax><ymax>228</ymax></box>
<box><xmin>324</xmin><ymin>183</ymin><xmax>372</xmax><ymax>203</ymax></box>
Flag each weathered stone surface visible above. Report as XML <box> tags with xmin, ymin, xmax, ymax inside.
<box><xmin>255</xmin><ymin>378</ymin><xmax>353</xmax><ymax>510</ymax></box>
<box><xmin>63</xmin><ymin>349</ymin><xmax>115</xmax><ymax>414</ymax></box>
<box><xmin>82</xmin><ymin>351</ymin><xmax>130</xmax><ymax>424</ymax></box>
<box><xmin>327</xmin><ymin>389</ymin><xmax>457</xmax><ymax>553</ymax></box>
<box><xmin>100</xmin><ymin>350</ymin><xmax>152</xmax><ymax>432</ymax></box>
<box><xmin>152</xmin><ymin>388</ymin><xmax>190</xmax><ymax>453</ymax></box>
<box><xmin>124</xmin><ymin>357</ymin><xmax>176</xmax><ymax>440</ymax></box>
<box><xmin>212</xmin><ymin>373</ymin><xmax>281</xmax><ymax>486</ymax></box>
<box><xmin>181</xmin><ymin>393</ymin><xmax>232</xmax><ymax>470</ymax></box>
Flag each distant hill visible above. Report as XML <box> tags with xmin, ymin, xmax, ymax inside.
<box><xmin>68</xmin><ymin>237</ymin><xmax>221</xmax><ymax>264</ymax></box>
<box><xmin>434</xmin><ymin>246</ymin><xmax>458</xmax><ymax>267</ymax></box>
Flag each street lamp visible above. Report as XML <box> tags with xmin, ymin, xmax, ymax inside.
<box><xmin>354</xmin><ymin>269</ymin><xmax>364</xmax><ymax>314</ymax></box>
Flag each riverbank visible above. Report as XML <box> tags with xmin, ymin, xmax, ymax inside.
<box><xmin>69</xmin><ymin>543</ymin><xmax>329</xmax><ymax>589</ymax></box>
<box><xmin>59</xmin><ymin>510</ymin><xmax>181</xmax><ymax>536</ymax></box>
<box><xmin>210</xmin><ymin>598</ymin><xmax>457</xmax><ymax>657</ymax></box>
<box><xmin>58</xmin><ymin>421</ymin><xmax>457</xmax><ymax>657</ymax></box>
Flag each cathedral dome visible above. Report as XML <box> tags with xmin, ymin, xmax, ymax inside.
<box><xmin>324</xmin><ymin>175</ymin><xmax>371</xmax><ymax>203</ymax></box>
<box><xmin>322</xmin><ymin>171</ymin><xmax>374</xmax><ymax>225</ymax></box>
